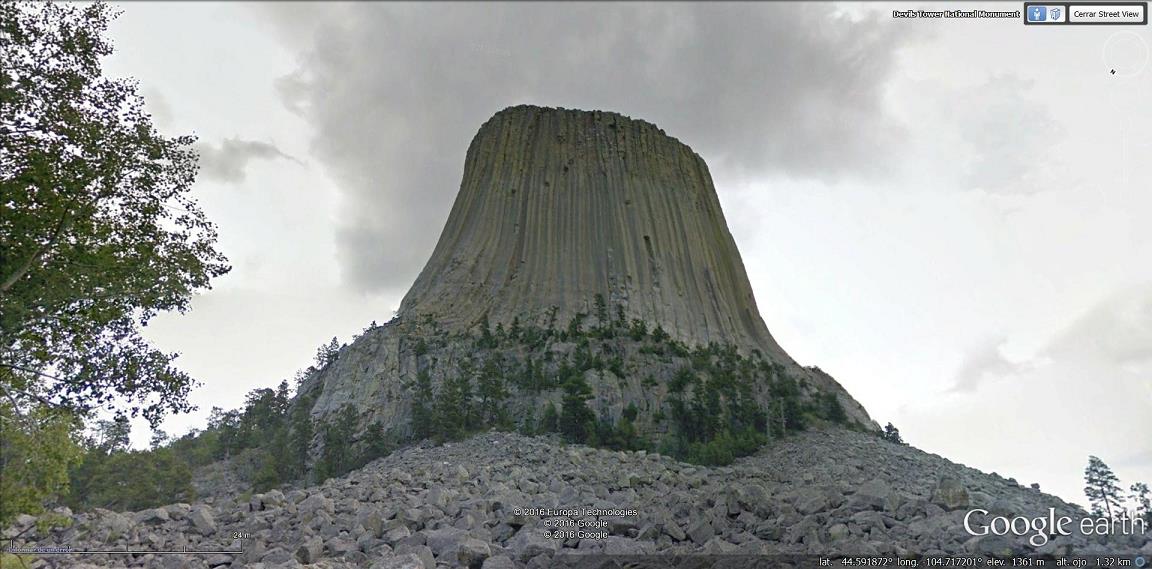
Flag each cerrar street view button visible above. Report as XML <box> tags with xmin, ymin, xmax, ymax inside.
<box><xmin>1068</xmin><ymin>3</ymin><xmax>1147</xmax><ymax>23</ymax></box>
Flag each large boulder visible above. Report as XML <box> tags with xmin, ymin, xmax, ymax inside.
<box><xmin>188</xmin><ymin>506</ymin><xmax>215</xmax><ymax>536</ymax></box>
<box><xmin>931</xmin><ymin>476</ymin><xmax>970</xmax><ymax>510</ymax></box>
<box><xmin>370</xmin><ymin>553</ymin><xmax>427</xmax><ymax>569</ymax></box>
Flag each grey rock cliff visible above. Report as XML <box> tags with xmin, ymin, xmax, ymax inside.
<box><xmin>400</xmin><ymin>105</ymin><xmax>788</xmax><ymax>359</ymax></box>
<box><xmin>300</xmin><ymin>105</ymin><xmax>875</xmax><ymax>437</ymax></box>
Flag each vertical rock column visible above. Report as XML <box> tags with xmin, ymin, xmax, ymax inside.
<box><xmin>398</xmin><ymin>105</ymin><xmax>791</xmax><ymax>360</ymax></box>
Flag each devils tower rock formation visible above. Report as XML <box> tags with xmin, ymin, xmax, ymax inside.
<box><xmin>400</xmin><ymin>105</ymin><xmax>786</xmax><ymax>359</ymax></box>
<box><xmin>300</xmin><ymin>105</ymin><xmax>874</xmax><ymax>443</ymax></box>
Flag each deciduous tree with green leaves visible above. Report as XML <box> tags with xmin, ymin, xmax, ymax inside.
<box><xmin>1</xmin><ymin>1</ymin><xmax>228</xmax><ymax>521</ymax></box>
<box><xmin>0</xmin><ymin>0</ymin><xmax>229</xmax><ymax>424</ymax></box>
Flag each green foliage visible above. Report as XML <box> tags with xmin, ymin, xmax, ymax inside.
<box><xmin>434</xmin><ymin>365</ymin><xmax>474</xmax><ymax>441</ymax></box>
<box><xmin>518</xmin><ymin>407</ymin><xmax>536</xmax><ymax>436</ymax></box>
<box><xmin>628</xmin><ymin>319</ymin><xmax>648</xmax><ymax>341</ymax></box>
<box><xmin>1130</xmin><ymin>483</ymin><xmax>1151</xmax><ymax>524</ymax></box>
<box><xmin>359</xmin><ymin>421</ymin><xmax>391</xmax><ymax>465</ymax></box>
<box><xmin>316</xmin><ymin>406</ymin><xmax>359</xmax><ymax>482</ymax></box>
<box><xmin>682</xmin><ymin>429</ymin><xmax>765</xmax><ymax>466</ymax></box>
<box><xmin>819</xmin><ymin>392</ymin><xmax>848</xmax><ymax>424</ymax></box>
<box><xmin>0</xmin><ymin>403</ymin><xmax>83</xmax><ymax>525</ymax></box>
<box><xmin>881</xmin><ymin>422</ymin><xmax>904</xmax><ymax>445</ymax></box>
<box><xmin>477</xmin><ymin>359</ymin><xmax>510</xmax><ymax>428</ymax></box>
<box><xmin>622</xmin><ymin>402</ymin><xmax>639</xmax><ymax>422</ymax></box>
<box><xmin>546</xmin><ymin>306</ymin><xmax>559</xmax><ymax>333</ymax></box>
<box><xmin>315</xmin><ymin>337</ymin><xmax>341</xmax><ymax>369</ymax></box>
<box><xmin>591</xmin><ymin>411</ymin><xmax>646</xmax><ymax>452</ymax></box>
<box><xmin>509</xmin><ymin>317</ymin><xmax>522</xmax><ymax>341</ymax></box>
<box><xmin>768</xmin><ymin>375</ymin><xmax>807</xmax><ymax>436</ymax></box>
<box><xmin>476</xmin><ymin>313</ymin><xmax>496</xmax><ymax>349</ymax></box>
<box><xmin>593</xmin><ymin>294</ymin><xmax>609</xmax><ymax>328</ymax></box>
<box><xmin>288</xmin><ymin>396</ymin><xmax>315</xmax><ymax>482</ymax></box>
<box><xmin>669</xmin><ymin>367</ymin><xmax>696</xmax><ymax>394</ymax></box>
<box><xmin>651</xmin><ymin>325</ymin><xmax>670</xmax><ymax>343</ymax></box>
<box><xmin>411</xmin><ymin>369</ymin><xmax>434</xmax><ymax>439</ymax></box>
<box><xmin>35</xmin><ymin>512</ymin><xmax>72</xmax><ymax>534</ymax></box>
<box><xmin>566</xmin><ymin>312</ymin><xmax>587</xmax><ymax>339</ymax></box>
<box><xmin>65</xmin><ymin>442</ymin><xmax>194</xmax><ymax>512</ymax></box>
<box><xmin>559</xmin><ymin>376</ymin><xmax>595</xmax><ymax>443</ymax></box>
<box><xmin>540</xmin><ymin>401</ymin><xmax>559</xmax><ymax>433</ymax></box>
<box><xmin>606</xmin><ymin>355</ymin><xmax>625</xmax><ymax>377</ymax></box>
<box><xmin>0</xmin><ymin>1</ymin><xmax>229</xmax><ymax>428</ymax></box>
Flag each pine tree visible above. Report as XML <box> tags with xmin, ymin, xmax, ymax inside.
<box><xmin>651</xmin><ymin>324</ymin><xmax>669</xmax><ymax>343</ymax></box>
<box><xmin>519</xmin><ymin>408</ymin><xmax>536</xmax><ymax>436</ymax></box>
<box><xmin>540</xmin><ymin>401</ymin><xmax>559</xmax><ymax>433</ymax></box>
<box><xmin>1130</xmin><ymin>482</ymin><xmax>1151</xmax><ymax>523</ymax></box>
<box><xmin>149</xmin><ymin>429</ymin><xmax>170</xmax><ymax>450</ymax></box>
<box><xmin>628</xmin><ymin>319</ymin><xmax>648</xmax><ymax>341</ymax></box>
<box><xmin>882</xmin><ymin>422</ymin><xmax>904</xmax><ymax>444</ymax></box>
<box><xmin>567</xmin><ymin>312</ymin><xmax>587</xmax><ymax>338</ymax></box>
<box><xmin>478</xmin><ymin>359</ymin><xmax>508</xmax><ymax>427</ymax></box>
<box><xmin>317</xmin><ymin>406</ymin><xmax>359</xmax><ymax>481</ymax></box>
<box><xmin>1084</xmin><ymin>456</ymin><xmax>1124</xmax><ymax>519</ymax></box>
<box><xmin>594</xmin><ymin>294</ymin><xmax>609</xmax><ymax>331</ymax></box>
<box><xmin>316</xmin><ymin>337</ymin><xmax>341</xmax><ymax>368</ymax></box>
<box><xmin>359</xmin><ymin>421</ymin><xmax>390</xmax><ymax>466</ymax></box>
<box><xmin>435</xmin><ymin>369</ymin><xmax>473</xmax><ymax>441</ymax></box>
<box><xmin>559</xmin><ymin>377</ymin><xmax>595</xmax><ymax>443</ymax></box>
<box><xmin>288</xmin><ymin>398</ymin><xmax>315</xmax><ymax>482</ymax></box>
<box><xmin>821</xmin><ymin>392</ymin><xmax>847</xmax><ymax>424</ymax></box>
<box><xmin>411</xmin><ymin>369</ymin><xmax>435</xmax><ymax>439</ymax></box>
<box><xmin>478</xmin><ymin>313</ymin><xmax>495</xmax><ymax>348</ymax></box>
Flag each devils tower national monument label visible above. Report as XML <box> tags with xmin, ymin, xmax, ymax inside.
<box><xmin>399</xmin><ymin>105</ymin><xmax>789</xmax><ymax>360</ymax></box>
<box><xmin>301</xmin><ymin>104</ymin><xmax>875</xmax><ymax>441</ymax></box>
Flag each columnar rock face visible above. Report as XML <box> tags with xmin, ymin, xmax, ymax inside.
<box><xmin>399</xmin><ymin>105</ymin><xmax>789</xmax><ymax>360</ymax></box>
<box><xmin>300</xmin><ymin>105</ymin><xmax>876</xmax><ymax>436</ymax></box>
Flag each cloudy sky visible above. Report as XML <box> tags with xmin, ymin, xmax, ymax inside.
<box><xmin>102</xmin><ymin>2</ymin><xmax>1150</xmax><ymax>508</ymax></box>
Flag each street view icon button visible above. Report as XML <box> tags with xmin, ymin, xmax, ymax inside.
<box><xmin>1025</xmin><ymin>4</ymin><xmax>1067</xmax><ymax>22</ymax></box>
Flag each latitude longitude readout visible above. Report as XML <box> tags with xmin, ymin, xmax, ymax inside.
<box><xmin>827</xmin><ymin>556</ymin><xmax>1148</xmax><ymax>567</ymax></box>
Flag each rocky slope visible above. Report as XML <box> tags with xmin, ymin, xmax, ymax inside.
<box><xmin>7</xmin><ymin>429</ymin><xmax>1148</xmax><ymax>568</ymax></box>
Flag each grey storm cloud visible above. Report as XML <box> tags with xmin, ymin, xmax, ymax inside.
<box><xmin>264</xmin><ymin>3</ymin><xmax>918</xmax><ymax>294</ymax></box>
<box><xmin>196</xmin><ymin>138</ymin><xmax>301</xmax><ymax>184</ymax></box>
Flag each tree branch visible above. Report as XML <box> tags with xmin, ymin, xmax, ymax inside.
<box><xmin>0</xmin><ymin>380</ymin><xmax>61</xmax><ymax>420</ymax></box>
<box><xmin>0</xmin><ymin>362</ymin><xmax>86</xmax><ymax>386</ymax></box>
<box><xmin>0</xmin><ymin>203</ymin><xmax>78</xmax><ymax>295</ymax></box>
